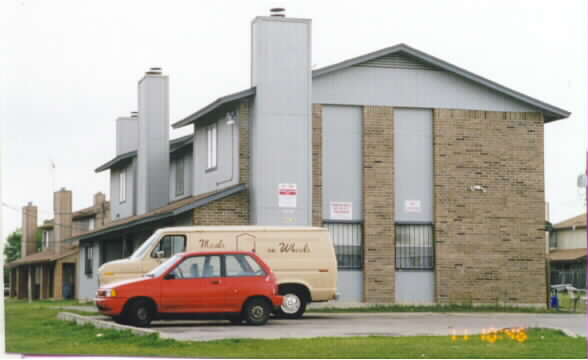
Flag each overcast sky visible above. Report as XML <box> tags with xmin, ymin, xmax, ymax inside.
<box><xmin>1</xmin><ymin>0</ymin><xmax>586</xmax><ymax>241</ymax></box>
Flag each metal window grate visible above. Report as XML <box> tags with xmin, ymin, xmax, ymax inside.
<box><xmin>395</xmin><ymin>223</ymin><xmax>434</xmax><ymax>270</ymax></box>
<box><xmin>324</xmin><ymin>222</ymin><xmax>363</xmax><ymax>270</ymax></box>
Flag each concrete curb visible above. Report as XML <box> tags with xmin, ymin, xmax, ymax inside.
<box><xmin>57</xmin><ymin>312</ymin><xmax>157</xmax><ymax>337</ymax></box>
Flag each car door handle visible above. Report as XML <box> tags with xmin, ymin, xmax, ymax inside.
<box><xmin>211</xmin><ymin>280</ymin><xmax>221</xmax><ymax>285</ymax></box>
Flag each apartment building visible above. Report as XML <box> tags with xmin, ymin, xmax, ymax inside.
<box><xmin>68</xmin><ymin>10</ymin><xmax>568</xmax><ymax>305</ymax></box>
<box><xmin>7</xmin><ymin>190</ymin><xmax>110</xmax><ymax>300</ymax></box>
<box><xmin>548</xmin><ymin>213</ymin><xmax>587</xmax><ymax>289</ymax></box>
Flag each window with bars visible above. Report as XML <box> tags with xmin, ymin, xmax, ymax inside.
<box><xmin>324</xmin><ymin>222</ymin><xmax>363</xmax><ymax>270</ymax></box>
<box><xmin>395</xmin><ymin>223</ymin><xmax>434</xmax><ymax>270</ymax></box>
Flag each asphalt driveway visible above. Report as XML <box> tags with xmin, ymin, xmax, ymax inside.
<box><xmin>100</xmin><ymin>312</ymin><xmax>586</xmax><ymax>342</ymax></box>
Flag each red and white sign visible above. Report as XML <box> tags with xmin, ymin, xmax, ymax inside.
<box><xmin>330</xmin><ymin>202</ymin><xmax>353</xmax><ymax>220</ymax></box>
<box><xmin>278</xmin><ymin>184</ymin><xmax>297</xmax><ymax>208</ymax></box>
<box><xmin>405</xmin><ymin>200</ymin><xmax>422</xmax><ymax>213</ymax></box>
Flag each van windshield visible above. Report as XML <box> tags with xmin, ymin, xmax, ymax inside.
<box><xmin>145</xmin><ymin>254</ymin><xmax>183</xmax><ymax>278</ymax></box>
<box><xmin>130</xmin><ymin>233</ymin><xmax>159</xmax><ymax>260</ymax></box>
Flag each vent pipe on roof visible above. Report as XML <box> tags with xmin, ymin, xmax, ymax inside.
<box><xmin>146</xmin><ymin>67</ymin><xmax>162</xmax><ymax>75</ymax></box>
<box><xmin>130</xmin><ymin>111</ymin><xmax>138</xmax><ymax>118</ymax></box>
<box><xmin>270</xmin><ymin>7</ymin><xmax>285</xmax><ymax>17</ymax></box>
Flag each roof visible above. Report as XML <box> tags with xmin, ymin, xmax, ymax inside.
<box><xmin>70</xmin><ymin>183</ymin><xmax>247</xmax><ymax>243</ymax></box>
<box><xmin>7</xmin><ymin>246</ymin><xmax>79</xmax><ymax>268</ymax></box>
<box><xmin>553</xmin><ymin>213</ymin><xmax>587</xmax><ymax>230</ymax></box>
<box><xmin>172</xmin><ymin>87</ymin><xmax>256</xmax><ymax>129</ymax></box>
<box><xmin>95</xmin><ymin>134</ymin><xmax>193</xmax><ymax>173</ymax></box>
<box><xmin>37</xmin><ymin>202</ymin><xmax>111</xmax><ymax>230</ymax></box>
<box><xmin>313</xmin><ymin>44</ymin><xmax>570</xmax><ymax>122</ymax></box>
<box><xmin>549</xmin><ymin>248</ymin><xmax>587</xmax><ymax>262</ymax></box>
<box><xmin>173</xmin><ymin>44</ymin><xmax>569</xmax><ymax>128</ymax></box>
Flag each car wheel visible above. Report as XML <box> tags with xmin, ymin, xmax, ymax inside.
<box><xmin>126</xmin><ymin>299</ymin><xmax>154</xmax><ymax>327</ymax></box>
<box><xmin>243</xmin><ymin>298</ymin><xmax>271</xmax><ymax>325</ymax></box>
<box><xmin>277</xmin><ymin>291</ymin><xmax>307</xmax><ymax>319</ymax></box>
<box><xmin>112</xmin><ymin>315</ymin><xmax>127</xmax><ymax>325</ymax></box>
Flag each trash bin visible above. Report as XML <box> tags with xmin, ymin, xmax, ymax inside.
<box><xmin>550</xmin><ymin>289</ymin><xmax>559</xmax><ymax>310</ymax></box>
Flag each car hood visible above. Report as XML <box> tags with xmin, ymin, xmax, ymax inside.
<box><xmin>100</xmin><ymin>277</ymin><xmax>149</xmax><ymax>290</ymax></box>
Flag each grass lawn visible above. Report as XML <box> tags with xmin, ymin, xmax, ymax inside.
<box><xmin>5</xmin><ymin>299</ymin><xmax>587</xmax><ymax>359</ymax></box>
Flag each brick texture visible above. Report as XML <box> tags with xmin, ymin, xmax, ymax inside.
<box><xmin>363</xmin><ymin>106</ymin><xmax>395</xmax><ymax>303</ymax></box>
<box><xmin>239</xmin><ymin>100</ymin><xmax>250</xmax><ymax>185</ymax></box>
<box><xmin>312</xmin><ymin>104</ymin><xmax>323</xmax><ymax>227</ymax></box>
<box><xmin>193</xmin><ymin>191</ymin><xmax>249</xmax><ymax>225</ymax></box>
<box><xmin>434</xmin><ymin>109</ymin><xmax>546</xmax><ymax>306</ymax></box>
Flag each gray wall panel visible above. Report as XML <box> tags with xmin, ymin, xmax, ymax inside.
<box><xmin>192</xmin><ymin>112</ymin><xmax>239</xmax><ymax>196</ymax></box>
<box><xmin>116</xmin><ymin>117</ymin><xmax>138</xmax><ymax>155</ymax></box>
<box><xmin>336</xmin><ymin>270</ymin><xmax>363</xmax><ymax>302</ymax></box>
<box><xmin>394</xmin><ymin>109</ymin><xmax>433</xmax><ymax>222</ymax></box>
<box><xmin>322</xmin><ymin>105</ymin><xmax>363</xmax><ymax>221</ymax></box>
<box><xmin>250</xmin><ymin>17</ymin><xmax>312</xmax><ymax>226</ymax></box>
<box><xmin>313</xmin><ymin>66</ymin><xmax>536</xmax><ymax>112</ymax></box>
<box><xmin>395</xmin><ymin>271</ymin><xmax>435</xmax><ymax>304</ymax></box>
<box><xmin>110</xmin><ymin>159</ymin><xmax>135</xmax><ymax>221</ymax></box>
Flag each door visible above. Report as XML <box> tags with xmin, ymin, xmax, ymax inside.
<box><xmin>235</xmin><ymin>233</ymin><xmax>257</xmax><ymax>253</ymax></box>
<box><xmin>221</xmin><ymin>254</ymin><xmax>268</xmax><ymax>311</ymax></box>
<box><xmin>159</xmin><ymin>254</ymin><xmax>226</xmax><ymax>313</ymax></box>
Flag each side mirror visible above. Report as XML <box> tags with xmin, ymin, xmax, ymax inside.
<box><xmin>164</xmin><ymin>273</ymin><xmax>176</xmax><ymax>280</ymax></box>
<box><xmin>153</xmin><ymin>250</ymin><xmax>165</xmax><ymax>259</ymax></box>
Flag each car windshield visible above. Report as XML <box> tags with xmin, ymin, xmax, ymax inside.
<box><xmin>130</xmin><ymin>233</ymin><xmax>159</xmax><ymax>260</ymax></box>
<box><xmin>145</xmin><ymin>254</ymin><xmax>183</xmax><ymax>278</ymax></box>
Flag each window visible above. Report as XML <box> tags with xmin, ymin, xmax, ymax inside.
<box><xmin>152</xmin><ymin>235</ymin><xmax>186</xmax><ymax>258</ymax></box>
<box><xmin>43</xmin><ymin>231</ymin><xmax>50</xmax><ymax>250</ymax></box>
<box><xmin>395</xmin><ymin>224</ymin><xmax>434</xmax><ymax>270</ymax></box>
<box><xmin>88</xmin><ymin>217</ymin><xmax>95</xmax><ymax>231</ymax></box>
<box><xmin>175</xmin><ymin>159</ymin><xmax>184</xmax><ymax>196</ymax></box>
<box><xmin>119</xmin><ymin>169</ymin><xmax>127</xmax><ymax>203</ymax></box>
<box><xmin>324</xmin><ymin>222</ymin><xmax>363</xmax><ymax>270</ymax></box>
<box><xmin>171</xmin><ymin>255</ymin><xmax>221</xmax><ymax>279</ymax></box>
<box><xmin>225</xmin><ymin>254</ymin><xmax>265</xmax><ymax>277</ymax></box>
<box><xmin>85</xmin><ymin>246</ymin><xmax>93</xmax><ymax>275</ymax></box>
<box><xmin>207</xmin><ymin>123</ymin><xmax>217</xmax><ymax>170</ymax></box>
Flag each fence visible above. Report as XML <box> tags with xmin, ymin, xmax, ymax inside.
<box><xmin>551</xmin><ymin>269</ymin><xmax>586</xmax><ymax>290</ymax></box>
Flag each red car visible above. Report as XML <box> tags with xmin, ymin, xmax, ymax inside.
<box><xmin>95</xmin><ymin>251</ymin><xmax>283</xmax><ymax>326</ymax></box>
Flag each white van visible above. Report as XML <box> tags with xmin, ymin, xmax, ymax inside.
<box><xmin>98</xmin><ymin>226</ymin><xmax>338</xmax><ymax>318</ymax></box>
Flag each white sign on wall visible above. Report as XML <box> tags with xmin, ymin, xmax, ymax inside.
<box><xmin>330</xmin><ymin>202</ymin><xmax>353</xmax><ymax>220</ymax></box>
<box><xmin>278</xmin><ymin>183</ymin><xmax>297</xmax><ymax>208</ymax></box>
<box><xmin>405</xmin><ymin>200</ymin><xmax>422</xmax><ymax>213</ymax></box>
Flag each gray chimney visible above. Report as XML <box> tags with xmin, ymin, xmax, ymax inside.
<box><xmin>249</xmin><ymin>14</ymin><xmax>312</xmax><ymax>225</ymax></box>
<box><xmin>21</xmin><ymin>202</ymin><xmax>38</xmax><ymax>256</ymax></box>
<box><xmin>115</xmin><ymin>114</ymin><xmax>139</xmax><ymax>155</ymax></box>
<box><xmin>53</xmin><ymin>188</ymin><xmax>72</xmax><ymax>253</ymax></box>
<box><xmin>137</xmin><ymin>67</ymin><xmax>170</xmax><ymax>214</ymax></box>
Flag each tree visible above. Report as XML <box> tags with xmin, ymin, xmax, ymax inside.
<box><xmin>4</xmin><ymin>231</ymin><xmax>21</xmax><ymax>263</ymax></box>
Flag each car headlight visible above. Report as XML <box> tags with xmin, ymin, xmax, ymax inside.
<box><xmin>97</xmin><ymin>288</ymin><xmax>118</xmax><ymax>297</ymax></box>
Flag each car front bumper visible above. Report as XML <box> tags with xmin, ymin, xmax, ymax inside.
<box><xmin>94</xmin><ymin>297</ymin><xmax>126</xmax><ymax>316</ymax></box>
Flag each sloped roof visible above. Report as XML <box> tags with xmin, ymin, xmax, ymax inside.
<box><xmin>7</xmin><ymin>246</ymin><xmax>79</xmax><ymax>268</ymax></box>
<box><xmin>549</xmin><ymin>248</ymin><xmax>587</xmax><ymax>262</ymax></box>
<box><xmin>313</xmin><ymin>44</ymin><xmax>570</xmax><ymax>122</ymax></box>
<box><xmin>172</xmin><ymin>87</ymin><xmax>256</xmax><ymax>129</ymax></box>
<box><xmin>95</xmin><ymin>135</ymin><xmax>193</xmax><ymax>173</ymax></box>
<box><xmin>69</xmin><ymin>183</ymin><xmax>247</xmax><ymax>243</ymax></box>
<box><xmin>554</xmin><ymin>213</ymin><xmax>587</xmax><ymax>230</ymax></box>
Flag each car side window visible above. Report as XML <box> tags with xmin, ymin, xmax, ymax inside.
<box><xmin>153</xmin><ymin>235</ymin><xmax>186</xmax><ymax>258</ymax></box>
<box><xmin>224</xmin><ymin>254</ymin><xmax>266</xmax><ymax>277</ymax></box>
<box><xmin>170</xmin><ymin>255</ymin><xmax>221</xmax><ymax>279</ymax></box>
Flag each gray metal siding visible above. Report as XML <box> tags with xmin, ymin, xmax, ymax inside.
<box><xmin>115</xmin><ymin>117</ymin><xmax>138</xmax><ymax>155</ymax></box>
<box><xmin>322</xmin><ymin>105</ymin><xmax>363</xmax><ymax>221</ymax></box>
<box><xmin>250</xmin><ymin>17</ymin><xmax>312</xmax><ymax>226</ymax></box>
<box><xmin>78</xmin><ymin>242</ymin><xmax>100</xmax><ymax>301</ymax></box>
<box><xmin>337</xmin><ymin>270</ymin><xmax>364</xmax><ymax>302</ymax></box>
<box><xmin>137</xmin><ymin>75</ymin><xmax>170</xmax><ymax>214</ymax></box>
<box><xmin>110</xmin><ymin>159</ymin><xmax>135</xmax><ymax>221</ymax></box>
<box><xmin>395</xmin><ymin>271</ymin><xmax>435</xmax><ymax>304</ymax></box>
<box><xmin>312</xmin><ymin>66</ymin><xmax>536</xmax><ymax>112</ymax></box>
<box><xmin>356</xmin><ymin>52</ymin><xmax>438</xmax><ymax>71</ymax></box>
<box><xmin>192</xmin><ymin>112</ymin><xmax>239</xmax><ymax>196</ymax></box>
<box><xmin>394</xmin><ymin>109</ymin><xmax>433</xmax><ymax>222</ymax></box>
<box><xmin>170</xmin><ymin>151</ymin><xmax>193</xmax><ymax>201</ymax></box>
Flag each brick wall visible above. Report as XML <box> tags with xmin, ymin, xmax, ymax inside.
<box><xmin>193</xmin><ymin>191</ymin><xmax>249</xmax><ymax>225</ymax></box>
<box><xmin>363</xmin><ymin>106</ymin><xmax>395</xmax><ymax>303</ymax></box>
<box><xmin>434</xmin><ymin>109</ymin><xmax>546</xmax><ymax>306</ymax></box>
<box><xmin>312</xmin><ymin>104</ymin><xmax>323</xmax><ymax>227</ymax></box>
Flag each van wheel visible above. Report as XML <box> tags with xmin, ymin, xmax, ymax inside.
<box><xmin>243</xmin><ymin>298</ymin><xmax>271</xmax><ymax>325</ymax></box>
<box><xmin>278</xmin><ymin>292</ymin><xmax>307</xmax><ymax>319</ymax></box>
<box><xmin>126</xmin><ymin>299</ymin><xmax>154</xmax><ymax>327</ymax></box>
